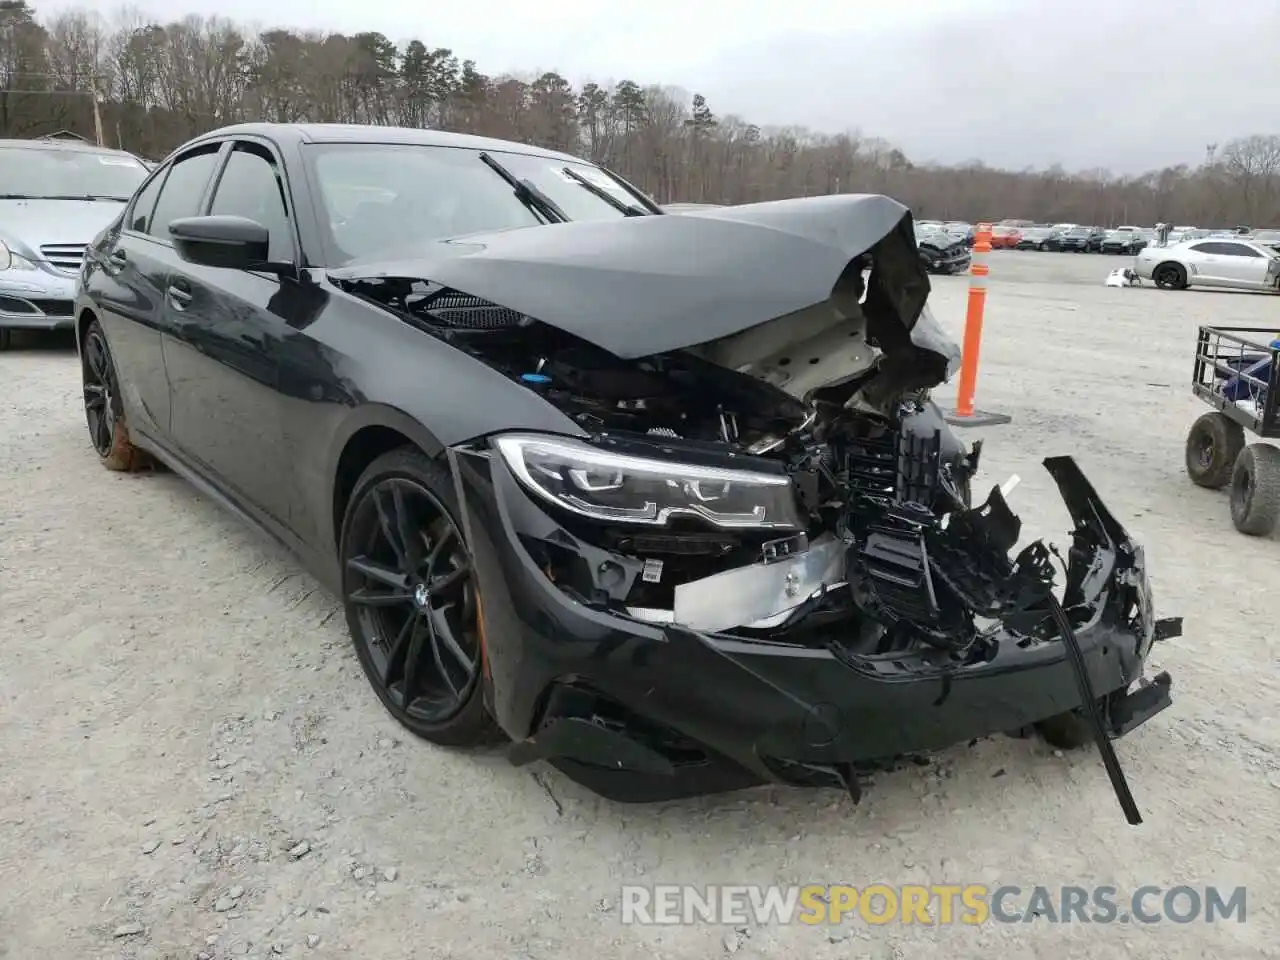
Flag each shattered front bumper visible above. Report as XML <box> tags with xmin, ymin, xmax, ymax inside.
<box><xmin>450</xmin><ymin>447</ymin><xmax>1175</xmax><ymax>802</ymax></box>
<box><xmin>925</xmin><ymin>252</ymin><xmax>972</xmax><ymax>275</ymax></box>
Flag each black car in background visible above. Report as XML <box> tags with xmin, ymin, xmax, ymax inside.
<box><xmin>1100</xmin><ymin>229</ymin><xmax>1148</xmax><ymax>255</ymax></box>
<box><xmin>71</xmin><ymin>123</ymin><xmax>1176</xmax><ymax>814</ymax></box>
<box><xmin>914</xmin><ymin>224</ymin><xmax>972</xmax><ymax>274</ymax></box>
<box><xmin>1055</xmin><ymin>226</ymin><xmax>1103</xmax><ymax>252</ymax></box>
<box><xmin>1015</xmin><ymin>227</ymin><xmax>1058</xmax><ymax>251</ymax></box>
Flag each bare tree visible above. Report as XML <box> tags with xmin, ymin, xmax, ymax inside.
<box><xmin>6</xmin><ymin>2</ymin><xmax>1280</xmax><ymax>225</ymax></box>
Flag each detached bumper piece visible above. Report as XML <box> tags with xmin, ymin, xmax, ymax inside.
<box><xmin>452</xmin><ymin>446</ymin><xmax>1176</xmax><ymax>821</ymax></box>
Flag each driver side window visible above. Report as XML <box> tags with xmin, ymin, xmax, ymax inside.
<box><xmin>208</xmin><ymin>143</ymin><xmax>294</xmax><ymax>263</ymax></box>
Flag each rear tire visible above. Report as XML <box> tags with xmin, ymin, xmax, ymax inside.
<box><xmin>1153</xmin><ymin>262</ymin><xmax>1187</xmax><ymax>290</ymax></box>
<box><xmin>1184</xmin><ymin>412</ymin><xmax>1244</xmax><ymax>489</ymax></box>
<box><xmin>1229</xmin><ymin>443</ymin><xmax>1280</xmax><ymax>537</ymax></box>
<box><xmin>0</xmin><ymin>328</ymin><xmax>12</xmax><ymax>350</ymax></box>
<box><xmin>80</xmin><ymin>318</ymin><xmax>153</xmax><ymax>472</ymax></box>
<box><xmin>339</xmin><ymin>446</ymin><xmax>500</xmax><ymax>746</ymax></box>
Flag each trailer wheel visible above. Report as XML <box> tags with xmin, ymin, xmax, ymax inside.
<box><xmin>1229</xmin><ymin>443</ymin><xmax>1280</xmax><ymax>536</ymax></box>
<box><xmin>1184</xmin><ymin>412</ymin><xmax>1244</xmax><ymax>489</ymax></box>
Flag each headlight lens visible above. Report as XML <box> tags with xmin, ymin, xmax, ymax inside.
<box><xmin>0</xmin><ymin>242</ymin><xmax>37</xmax><ymax>272</ymax></box>
<box><xmin>493</xmin><ymin>433</ymin><xmax>803</xmax><ymax>530</ymax></box>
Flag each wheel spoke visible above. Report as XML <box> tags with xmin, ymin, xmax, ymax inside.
<box><xmin>93</xmin><ymin>409</ymin><xmax>111</xmax><ymax>450</ymax></box>
<box><xmin>424</xmin><ymin>608</ymin><xmax>462</xmax><ymax>698</ymax></box>
<box><xmin>428</xmin><ymin>605</ymin><xmax>475</xmax><ymax>677</ymax></box>
<box><xmin>381</xmin><ymin>613</ymin><xmax>415</xmax><ymax>686</ymax></box>
<box><xmin>372</xmin><ymin>487</ymin><xmax>407</xmax><ymax>568</ymax></box>
<box><xmin>426</xmin><ymin>563</ymin><xmax>468</xmax><ymax>599</ymax></box>
<box><xmin>346</xmin><ymin>555</ymin><xmax>408</xmax><ymax>590</ymax></box>
<box><xmin>83</xmin><ymin>384</ymin><xmax>106</xmax><ymax>410</ymax></box>
<box><xmin>88</xmin><ymin>337</ymin><xmax>109</xmax><ymax>383</ymax></box>
<box><xmin>426</xmin><ymin>524</ymin><xmax>457</xmax><ymax>570</ymax></box>
<box><xmin>390</xmin><ymin>483</ymin><xmax>424</xmax><ymax>570</ymax></box>
<box><xmin>349</xmin><ymin>586</ymin><xmax>412</xmax><ymax>608</ymax></box>
<box><xmin>400</xmin><ymin>618</ymin><xmax>427</xmax><ymax>706</ymax></box>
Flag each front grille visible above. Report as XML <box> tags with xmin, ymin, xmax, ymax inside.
<box><xmin>0</xmin><ymin>295</ymin><xmax>37</xmax><ymax>314</ymax></box>
<box><xmin>39</xmin><ymin>243</ymin><xmax>87</xmax><ymax>274</ymax></box>
<box><xmin>0</xmin><ymin>295</ymin><xmax>73</xmax><ymax>317</ymax></box>
<box><xmin>28</xmin><ymin>298</ymin><xmax>74</xmax><ymax>316</ymax></box>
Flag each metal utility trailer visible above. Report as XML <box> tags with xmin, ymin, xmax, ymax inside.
<box><xmin>1185</xmin><ymin>325</ymin><xmax>1280</xmax><ymax>535</ymax></box>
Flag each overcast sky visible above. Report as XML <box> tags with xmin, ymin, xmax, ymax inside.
<box><xmin>36</xmin><ymin>0</ymin><xmax>1280</xmax><ymax>173</ymax></box>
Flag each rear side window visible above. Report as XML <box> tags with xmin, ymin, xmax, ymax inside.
<box><xmin>1220</xmin><ymin>243</ymin><xmax>1261</xmax><ymax>258</ymax></box>
<box><xmin>208</xmin><ymin>144</ymin><xmax>293</xmax><ymax>262</ymax></box>
<box><xmin>127</xmin><ymin>170</ymin><xmax>165</xmax><ymax>233</ymax></box>
<box><xmin>148</xmin><ymin>146</ymin><xmax>221</xmax><ymax>241</ymax></box>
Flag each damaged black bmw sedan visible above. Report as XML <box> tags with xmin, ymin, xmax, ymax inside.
<box><xmin>75</xmin><ymin>124</ymin><xmax>1178</xmax><ymax>821</ymax></box>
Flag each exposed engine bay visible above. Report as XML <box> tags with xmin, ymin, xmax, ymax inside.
<box><xmin>333</xmin><ymin>266</ymin><xmax>1059</xmax><ymax>665</ymax></box>
<box><xmin>328</xmin><ymin>197</ymin><xmax>1176</xmax><ymax>824</ymax></box>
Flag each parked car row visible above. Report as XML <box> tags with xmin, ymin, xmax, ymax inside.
<box><xmin>991</xmin><ymin>223</ymin><xmax>1155</xmax><ymax>253</ymax></box>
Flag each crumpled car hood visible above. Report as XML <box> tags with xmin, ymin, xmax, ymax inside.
<box><xmin>328</xmin><ymin>194</ymin><xmax>956</xmax><ymax>373</ymax></box>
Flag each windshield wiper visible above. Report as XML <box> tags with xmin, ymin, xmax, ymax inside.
<box><xmin>48</xmin><ymin>194</ymin><xmax>129</xmax><ymax>201</ymax></box>
<box><xmin>560</xmin><ymin>166</ymin><xmax>648</xmax><ymax>217</ymax></box>
<box><xmin>0</xmin><ymin>193</ymin><xmax>129</xmax><ymax>201</ymax></box>
<box><xmin>478</xmin><ymin>152</ymin><xmax>568</xmax><ymax>223</ymax></box>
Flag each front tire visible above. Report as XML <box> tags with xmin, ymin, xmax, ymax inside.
<box><xmin>1035</xmin><ymin>710</ymin><xmax>1094</xmax><ymax>750</ymax></box>
<box><xmin>1229</xmin><ymin>443</ymin><xmax>1280</xmax><ymax>537</ymax></box>
<box><xmin>81</xmin><ymin>318</ymin><xmax>151</xmax><ymax>472</ymax></box>
<box><xmin>339</xmin><ymin>446</ymin><xmax>498</xmax><ymax>746</ymax></box>
<box><xmin>1185</xmin><ymin>412</ymin><xmax>1244</xmax><ymax>489</ymax></box>
<box><xmin>1153</xmin><ymin>262</ymin><xmax>1187</xmax><ymax>290</ymax></box>
<box><xmin>0</xmin><ymin>328</ymin><xmax>12</xmax><ymax>350</ymax></box>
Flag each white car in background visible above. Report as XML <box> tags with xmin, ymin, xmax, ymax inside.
<box><xmin>1134</xmin><ymin>237</ymin><xmax>1280</xmax><ymax>292</ymax></box>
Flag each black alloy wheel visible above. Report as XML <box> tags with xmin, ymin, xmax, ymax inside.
<box><xmin>82</xmin><ymin>324</ymin><xmax>118</xmax><ymax>458</ymax></box>
<box><xmin>81</xmin><ymin>318</ymin><xmax>147</xmax><ymax>471</ymax></box>
<box><xmin>340</xmin><ymin>448</ymin><xmax>497</xmax><ymax>745</ymax></box>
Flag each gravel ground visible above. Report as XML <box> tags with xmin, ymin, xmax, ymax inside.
<box><xmin>1</xmin><ymin>251</ymin><xmax>1277</xmax><ymax>960</ymax></box>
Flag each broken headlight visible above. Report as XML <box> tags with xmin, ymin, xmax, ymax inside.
<box><xmin>493</xmin><ymin>433</ymin><xmax>803</xmax><ymax>530</ymax></box>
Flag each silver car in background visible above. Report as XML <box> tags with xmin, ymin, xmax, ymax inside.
<box><xmin>1134</xmin><ymin>237</ymin><xmax>1280</xmax><ymax>292</ymax></box>
<box><xmin>0</xmin><ymin>138</ymin><xmax>150</xmax><ymax>349</ymax></box>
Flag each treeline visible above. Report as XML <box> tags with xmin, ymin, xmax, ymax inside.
<box><xmin>3</xmin><ymin>2</ymin><xmax>1280</xmax><ymax>226</ymax></box>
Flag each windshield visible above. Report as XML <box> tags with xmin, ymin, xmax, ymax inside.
<box><xmin>0</xmin><ymin>145</ymin><xmax>147</xmax><ymax>200</ymax></box>
<box><xmin>1067</xmin><ymin>228</ymin><xmax>1090</xmax><ymax>237</ymax></box>
<box><xmin>305</xmin><ymin>142</ymin><xmax>652</xmax><ymax>265</ymax></box>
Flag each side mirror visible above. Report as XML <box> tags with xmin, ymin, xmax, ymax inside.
<box><xmin>169</xmin><ymin>215</ymin><xmax>283</xmax><ymax>272</ymax></box>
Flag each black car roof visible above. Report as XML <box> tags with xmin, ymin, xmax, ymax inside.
<box><xmin>192</xmin><ymin>123</ymin><xmax>587</xmax><ymax>164</ymax></box>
